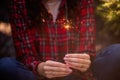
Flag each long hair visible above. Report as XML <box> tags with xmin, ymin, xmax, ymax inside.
<box><xmin>26</xmin><ymin>0</ymin><xmax>80</xmax><ymax>28</ymax></box>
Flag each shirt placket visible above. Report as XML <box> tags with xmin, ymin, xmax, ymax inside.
<box><xmin>47</xmin><ymin>14</ymin><xmax>59</xmax><ymax>61</ymax></box>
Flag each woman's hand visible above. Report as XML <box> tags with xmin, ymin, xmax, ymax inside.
<box><xmin>37</xmin><ymin>60</ymin><xmax>72</xmax><ymax>79</ymax></box>
<box><xmin>64</xmin><ymin>54</ymin><xmax>91</xmax><ymax>72</ymax></box>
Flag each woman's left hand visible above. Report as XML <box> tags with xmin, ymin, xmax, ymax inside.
<box><xmin>64</xmin><ymin>53</ymin><xmax>91</xmax><ymax>72</ymax></box>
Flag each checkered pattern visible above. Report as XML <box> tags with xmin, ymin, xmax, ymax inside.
<box><xmin>8</xmin><ymin>0</ymin><xmax>96</xmax><ymax>80</ymax></box>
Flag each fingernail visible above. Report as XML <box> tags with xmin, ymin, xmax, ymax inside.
<box><xmin>64</xmin><ymin>57</ymin><xmax>67</xmax><ymax>60</ymax></box>
<box><xmin>68</xmin><ymin>69</ymin><xmax>72</xmax><ymax>72</ymax></box>
<box><xmin>65</xmin><ymin>54</ymin><xmax>69</xmax><ymax>56</ymax></box>
<box><xmin>66</xmin><ymin>64</ymin><xmax>70</xmax><ymax>67</ymax></box>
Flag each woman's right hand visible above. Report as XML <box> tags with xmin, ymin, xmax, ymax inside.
<box><xmin>37</xmin><ymin>60</ymin><xmax>72</xmax><ymax>79</ymax></box>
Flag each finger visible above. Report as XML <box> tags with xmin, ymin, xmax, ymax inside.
<box><xmin>46</xmin><ymin>73</ymin><xmax>70</xmax><ymax>79</ymax></box>
<box><xmin>45</xmin><ymin>70</ymin><xmax>72</xmax><ymax>76</ymax></box>
<box><xmin>44</xmin><ymin>66</ymin><xmax>72</xmax><ymax>72</ymax></box>
<box><xmin>66</xmin><ymin>62</ymin><xmax>90</xmax><ymax>68</ymax></box>
<box><xmin>45</xmin><ymin>60</ymin><xmax>68</xmax><ymax>68</ymax></box>
<box><xmin>66</xmin><ymin>62</ymin><xmax>90</xmax><ymax>72</ymax></box>
<box><xmin>45</xmin><ymin>70</ymin><xmax>72</xmax><ymax>79</ymax></box>
<box><xmin>64</xmin><ymin>58</ymin><xmax>91</xmax><ymax>65</ymax></box>
<box><xmin>65</xmin><ymin>54</ymin><xmax>90</xmax><ymax>59</ymax></box>
<box><xmin>78</xmin><ymin>67</ymin><xmax>89</xmax><ymax>72</ymax></box>
<box><xmin>46</xmin><ymin>74</ymin><xmax>54</xmax><ymax>79</ymax></box>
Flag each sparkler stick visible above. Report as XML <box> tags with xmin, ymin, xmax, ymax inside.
<box><xmin>64</xmin><ymin>22</ymin><xmax>71</xmax><ymax>54</ymax></box>
<box><xmin>64</xmin><ymin>1</ymin><xmax>70</xmax><ymax>54</ymax></box>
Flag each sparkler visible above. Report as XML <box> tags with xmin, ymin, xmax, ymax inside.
<box><xmin>64</xmin><ymin>21</ymin><xmax>71</xmax><ymax>54</ymax></box>
<box><xmin>64</xmin><ymin>1</ymin><xmax>71</xmax><ymax>54</ymax></box>
<box><xmin>64</xmin><ymin>23</ymin><xmax>70</xmax><ymax>30</ymax></box>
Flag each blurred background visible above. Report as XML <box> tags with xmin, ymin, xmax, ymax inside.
<box><xmin>0</xmin><ymin>0</ymin><xmax>16</xmax><ymax>58</ymax></box>
<box><xmin>95</xmin><ymin>0</ymin><xmax>120</xmax><ymax>51</ymax></box>
<box><xmin>0</xmin><ymin>0</ymin><xmax>120</xmax><ymax>58</ymax></box>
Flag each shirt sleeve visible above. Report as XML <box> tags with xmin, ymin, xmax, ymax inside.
<box><xmin>79</xmin><ymin>0</ymin><xmax>96</xmax><ymax>61</ymax></box>
<box><xmin>8</xmin><ymin>0</ymin><xmax>40</xmax><ymax>74</ymax></box>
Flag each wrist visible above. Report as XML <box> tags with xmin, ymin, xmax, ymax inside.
<box><xmin>37</xmin><ymin>62</ymin><xmax>45</xmax><ymax>76</ymax></box>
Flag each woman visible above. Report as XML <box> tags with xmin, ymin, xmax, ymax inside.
<box><xmin>0</xmin><ymin>0</ymin><xmax>96</xmax><ymax>80</ymax></box>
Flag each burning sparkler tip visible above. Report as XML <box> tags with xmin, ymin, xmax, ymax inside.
<box><xmin>64</xmin><ymin>24</ymin><xmax>71</xmax><ymax>30</ymax></box>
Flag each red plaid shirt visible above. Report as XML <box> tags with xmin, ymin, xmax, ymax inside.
<box><xmin>8</xmin><ymin>0</ymin><xmax>96</xmax><ymax>80</ymax></box>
